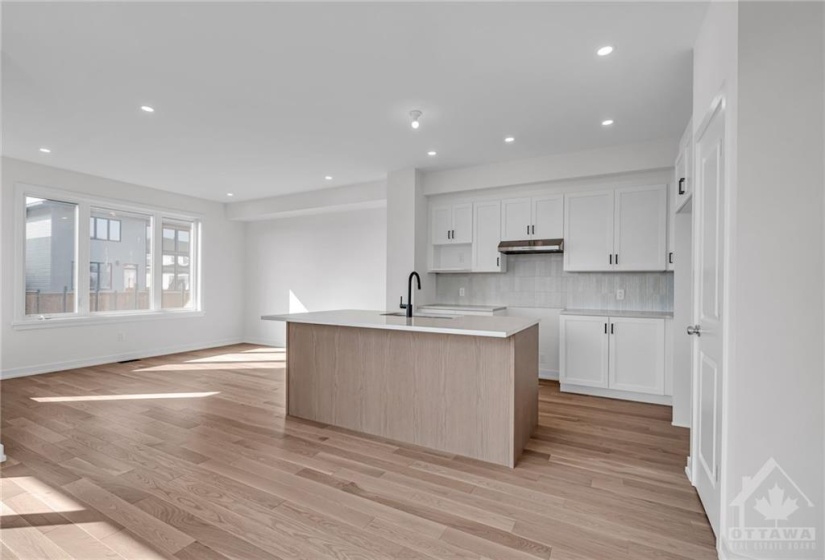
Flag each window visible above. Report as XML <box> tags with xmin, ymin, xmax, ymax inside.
<box><xmin>91</xmin><ymin>217</ymin><xmax>121</xmax><ymax>241</ymax></box>
<box><xmin>162</xmin><ymin>220</ymin><xmax>195</xmax><ymax>309</ymax></box>
<box><xmin>25</xmin><ymin>197</ymin><xmax>78</xmax><ymax>316</ymax></box>
<box><xmin>90</xmin><ymin>207</ymin><xmax>152</xmax><ymax>312</ymax></box>
<box><xmin>17</xmin><ymin>185</ymin><xmax>200</xmax><ymax>324</ymax></box>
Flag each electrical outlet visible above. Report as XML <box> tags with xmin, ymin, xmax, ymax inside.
<box><xmin>459</xmin><ymin>287</ymin><xmax>466</xmax><ymax>297</ymax></box>
<box><xmin>117</xmin><ymin>332</ymin><xmax>126</xmax><ymax>342</ymax></box>
<box><xmin>616</xmin><ymin>289</ymin><xmax>625</xmax><ymax>301</ymax></box>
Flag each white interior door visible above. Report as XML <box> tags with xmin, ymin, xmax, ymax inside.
<box><xmin>608</xmin><ymin>317</ymin><xmax>665</xmax><ymax>395</ymax></box>
<box><xmin>451</xmin><ymin>204</ymin><xmax>473</xmax><ymax>244</ymax></box>
<box><xmin>532</xmin><ymin>195</ymin><xmax>564</xmax><ymax>239</ymax></box>
<box><xmin>432</xmin><ymin>206</ymin><xmax>452</xmax><ymax>245</ymax></box>
<box><xmin>473</xmin><ymin>201</ymin><xmax>503</xmax><ymax>272</ymax></box>
<box><xmin>613</xmin><ymin>185</ymin><xmax>667</xmax><ymax>271</ymax></box>
<box><xmin>501</xmin><ymin>198</ymin><xmax>532</xmax><ymax>241</ymax></box>
<box><xmin>563</xmin><ymin>191</ymin><xmax>614</xmax><ymax>271</ymax></box>
<box><xmin>691</xmin><ymin>100</ymin><xmax>726</xmax><ymax>536</ymax></box>
<box><xmin>560</xmin><ymin>315</ymin><xmax>609</xmax><ymax>388</ymax></box>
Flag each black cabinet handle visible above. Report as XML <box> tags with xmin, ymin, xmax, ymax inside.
<box><xmin>451</xmin><ymin>229</ymin><xmax>455</xmax><ymax>239</ymax></box>
<box><xmin>610</xmin><ymin>323</ymin><xmax>614</xmax><ymax>334</ymax></box>
<box><xmin>669</xmin><ymin>252</ymin><xmax>674</xmax><ymax>264</ymax></box>
<box><xmin>604</xmin><ymin>323</ymin><xmax>607</xmax><ymax>334</ymax></box>
<box><xmin>496</xmin><ymin>257</ymin><xmax>500</xmax><ymax>267</ymax></box>
<box><xmin>531</xmin><ymin>225</ymin><xmax>535</xmax><ymax>235</ymax></box>
<box><xmin>678</xmin><ymin>178</ymin><xmax>686</xmax><ymax>195</ymax></box>
<box><xmin>527</xmin><ymin>225</ymin><xmax>530</xmax><ymax>235</ymax></box>
<box><xmin>609</xmin><ymin>254</ymin><xmax>613</xmax><ymax>265</ymax></box>
<box><xmin>615</xmin><ymin>254</ymin><xmax>619</xmax><ymax>265</ymax></box>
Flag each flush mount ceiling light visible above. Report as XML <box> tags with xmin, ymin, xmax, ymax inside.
<box><xmin>427</xmin><ymin>151</ymin><xmax>437</xmax><ymax>156</ymax></box>
<box><xmin>602</xmin><ymin>119</ymin><xmax>614</xmax><ymax>126</ymax></box>
<box><xmin>504</xmin><ymin>137</ymin><xmax>515</xmax><ymax>143</ymax></box>
<box><xmin>409</xmin><ymin>110</ymin><xmax>423</xmax><ymax>130</ymax></box>
<box><xmin>39</xmin><ymin>147</ymin><xmax>51</xmax><ymax>153</ymax></box>
<box><xmin>226</xmin><ymin>193</ymin><xmax>234</xmax><ymax>197</ymax></box>
<box><xmin>140</xmin><ymin>105</ymin><xmax>155</xmax><ymax>113</ymax></box>
<box><xmin>325</xmin><ymin>175</ymin><xmax>333</xmax><ymax>180</ymax></box>
<box><xmin>597</xmin><ymin>45</ymin><xmax>614</xmax><ymax>56</ymax></box>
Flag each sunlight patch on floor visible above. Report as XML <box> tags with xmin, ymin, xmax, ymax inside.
<box><xmin>185</xmin><ymin>352</ymin><xmax>284</xmax><ymax>363</ymax></box>
<box><xmin>30</xmin><ymin>391</ymin><xmax>220</xmax><ymax>403</ymax></box>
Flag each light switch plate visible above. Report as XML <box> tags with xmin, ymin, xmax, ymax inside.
<box><xmin>459</xmin><ymin>287</ymin><xmax>466</xmax><ymax>297</ymax></box>
<box><xmin>616</xmin><ymin>289</ymin><xmax>625</xmax><ymax>301</ymax></box>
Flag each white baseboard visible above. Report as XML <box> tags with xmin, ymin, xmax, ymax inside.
<box><xmin>539</xmin><ymin>369</ymin><xmax>559</xmax><ymax>380</ymax></box>
<box><xmin>242</xmin><ymin>337</ymin><xmax>281</xmax><ymax>348</ymax></box>
<box><xmin>559</xmin><ymin>383</ymin><xmax>673</xmax><ymax>406</ymax></box>
<box><xmin>0</xmin><ymin>338</ymin><xmax>244</xmax><ymax>380</ymax></box>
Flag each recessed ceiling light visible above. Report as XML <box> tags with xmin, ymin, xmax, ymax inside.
<box><xmin>597</xmin><ymin>46</ymin><xmax>614</xmax><ymax>56</ymax></box>
<box><xmin>602</xmin><ymin>119</ymin><xmax>614</xmax><ymax>126</ymax></box>
<box><xmin>409</xmin><ymin>110</ymin><xmax>422</xmax><ymax>130</ymax></box>
<box><xmin>39</xmin><ymin>147</ymin><xmax>51</xmax><ymax>153</ymax></box>
<box><xmin>226</xmin><ymin>193</ymin><xmax>234</xmax><ymax>197</ymax></box>
<box><xmin>140</xmin><ymin>105</ymin><xmax>155</xmax><ymax>113</ymax></box>
<box><xmin>504</xmin><ymin>137</ymin><xmax>515</xmax><ymax>143</ymax></box>
<box><xmin>427</xmin><ymin>151</ymin><xmax>437</xmax><ymax>156</ymax></box>
<box><xmin>325</xmin><ymin>176</ymin><xmax>333</xmax><ymax>181</ymax></box>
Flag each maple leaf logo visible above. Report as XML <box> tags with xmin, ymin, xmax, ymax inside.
<box><xmin>754</xmin><ymin>484</ymin><xmax>799</xmax><ymax>526</ymax></box>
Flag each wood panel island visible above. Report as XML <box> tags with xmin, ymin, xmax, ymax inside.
<box><xmin>262</xmin><ymin>310</ymin><xmax>539</xmax><ymax>467</ymax></box>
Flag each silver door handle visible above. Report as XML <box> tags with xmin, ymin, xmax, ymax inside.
<box><xmin>687</xmin><ymin>325</ymin><xmax>702</xmax><ymax>337</ymax></box>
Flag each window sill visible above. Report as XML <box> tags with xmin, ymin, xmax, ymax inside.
<box><xmin>11</xmin><ymin>310</ymin><xmax>205</xmax><ymax>331</ymax></box>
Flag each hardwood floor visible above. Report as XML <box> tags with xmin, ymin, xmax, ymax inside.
<box><xmin>0</xmin><ymin>344</ymin><xmax>717</xmax><ymax>559</ymax></box>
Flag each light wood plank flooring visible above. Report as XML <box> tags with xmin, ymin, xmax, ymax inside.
<box><xmin>0</xmin><ymin>344</ymin><xmax>716</xmax><ymax>559</ymax></box>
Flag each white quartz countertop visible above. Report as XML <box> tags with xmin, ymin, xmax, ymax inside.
<box><xmin>561</xmin><ymin>308</ymin><xmax>674</xmax><ymax>319</ymax></box>
<box><xmin>261</xmin><ymin>309</ymin><xmax>537</xmax><ymax>338</ymax></box>
<box><xmin>418</xmin><ymin>303</ymin><xmax>507</xmax><ymax>312</ymax></box>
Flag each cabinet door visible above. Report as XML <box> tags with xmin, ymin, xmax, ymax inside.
<box><xmin>667</xmin><ymin>175</ymin><xmax>676</xmax><ymax>271</ymax></box>
<box><xmin>613</xmin><ymin>185</ymin><xmax>667</xmax><ymax>271</ymax></box>
<box><xmin>563</xmin><ymin>191</ymin><xmax>614</xmax><ymax>271</ymax></box>
<box><xmin>532</xmin><ymin>195</ymin><xmax>563</xmax><ymax>239</ymax></box>
<box><xmin>501</xmin><ymin>198</ymin><xmax>532</xmax><ymax>241</ymax></box>
<box><xmin>473</xmin><ymin>201</ymin><xmax>504</xmax><ymax>272</ymax></box>
<box><xmin>608</xmin><ymin>317</ymin><xmax>665</xmax><ymax>394</ymax></box>
<box><xmin>560</xmin><ymin>315</ymin><xmax>609</xmax><ymax>388</ymax></box>
<box><xmin>432</xmin><ymin>206</ymin><xmax>452</xmax><ymax>245</ymax></box>
<box><xmin>451</xmin><ymin>203</ymin><xmax>473</xmax><ymax>244</ymax></box>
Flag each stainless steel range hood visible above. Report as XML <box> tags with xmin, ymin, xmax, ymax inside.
<box><xmin>497</xmin><ymin>239</ymin><xmax>564</xmax><ymax>255</ymax></box>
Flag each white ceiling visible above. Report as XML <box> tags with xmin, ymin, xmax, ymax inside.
<box><xmin>2</xmin><ymin>2</ymin><xmax>707</xmax><ymax>202</ymax></box>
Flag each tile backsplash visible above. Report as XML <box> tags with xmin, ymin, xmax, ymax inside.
<box><xmin>434</xmin><ymin>254</ymin><xmax>673</xmax><ymax>312</ymax></box>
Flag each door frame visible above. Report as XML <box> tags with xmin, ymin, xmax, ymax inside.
<box><xmin>689</xmin><ymin>91</ymin><xmax>736</xmax><ymax>548</ymax></box>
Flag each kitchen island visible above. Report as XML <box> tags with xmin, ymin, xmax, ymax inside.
<box><xmin>262</xmin><ymin>310</ymin><xmax>539</xmax><ymax>467</ymax></box>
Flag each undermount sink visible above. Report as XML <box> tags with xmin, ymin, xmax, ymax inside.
<box><xmin>381</xmin><ymin>312</ymin><xmax>456</xmax><ymax>320</ymax></box>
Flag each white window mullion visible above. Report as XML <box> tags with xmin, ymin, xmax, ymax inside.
<box><xmin>151</xmin><ymin>213</ymin><xmax>163</xmax><ymax>311</ymax></box>
<box><xmin>76</xmin><ymin>203</ymin><xmax>91</xmax><ymax>316</ymax></box>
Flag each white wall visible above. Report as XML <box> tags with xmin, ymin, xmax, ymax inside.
<box><xmin>728</xmin><ymin>1</ymin><xmax>824</xmax><ymax>554</ymax></box>
<box><xmin>244</xmin><ymin>206</ymin><xmax>387</xmax><ymax>347</ymax></box>
<box><xmin>0</xmin><ymin>157</ymin><xmax>246</xmax><ymax>378</ymax></box>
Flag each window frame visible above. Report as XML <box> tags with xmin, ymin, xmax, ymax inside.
<box><xmin>14</xmin><ymin>183</ymin><xmax>203</xmax><ymax>329</ymax></box>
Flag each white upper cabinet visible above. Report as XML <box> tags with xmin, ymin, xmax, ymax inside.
<box><xmin>613</xmin><ymin>185</ymin><xmax>667</xmax><ymax>271</ymax></box>
<box><xmin>564</xmin><ymin>191</ymin><xmax>615</xmax><ymax>271</ymax></box>
<box><xmin>451</xmin><ymin>203</ymin><xmax>473</xmax><ymax>244</ymax></box>
<box><xmin>501</xmin><ymin>195</ymin><xmax>563</xmax><ymax>241</ymax></box>
<box><xmin>432</xmin><ymin>204</ymin><xmax>472</xmax><ymax>245</ymax></box>
<box><xmin>431</xmin><ymin>206</ymin><xmax>453</xmax><ymax>245</ymax></box>
<box><xmin>564</xmin><ymin>185</ymin><xmax>667</xmax><ymax>272</ymax></box>
<box><xmin>532</xmin><ymin>195</ymin><xmax>564</xmax><ymax>239</ymax></box>
<box><xmin>473</xmin><ymin>201</ymin><xmax>506</xmax><ymax>272</ymax></box>
<box><xmin>501</xmin><ymin>198</ymin><xmax>532</xmax><ymax>241</ymax></box>
<box><xmin>674</xmin><ymin>121</ymin><xmax>693</xmax><ymax>213</ymax></box>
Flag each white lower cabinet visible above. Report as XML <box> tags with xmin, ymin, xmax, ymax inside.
<box><xmin>560</xmin><ymin>314</ymin><xmax>666</xmax><ymax>402</ymax></box>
